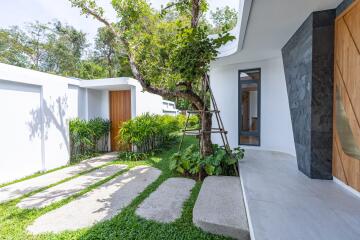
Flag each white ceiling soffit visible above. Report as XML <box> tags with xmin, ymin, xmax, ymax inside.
<box><xmin>216</xmin><ymin>0</ymin><xmax>253</xmax><ymax>58</ymax></box>
<box><xmin>80</xmin><ymin>77</ymin><xmax>136</xmax><ymax>90</ymax></box>
<box><xmin>215</xmin><ymin>0</ymin><xmax>342</xmax><ymax>66</ymax></box>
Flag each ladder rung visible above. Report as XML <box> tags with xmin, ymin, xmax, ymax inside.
<box><xmin>186</xmin><ymin>110</ymin><xmax>220</xmax><ymax>114</ymax></box>
<box><xmin>183</xmin><ymin>131</ymin><xmax>201</xmax><ymax>136</ymax></box>
<box><xmin>202</xmin><ymin>130</ymin><xmax>228</xmax><ymax>134</ymax></box>
<box><xmin>182</xmin><ymin>129</ymin><xmax>201</xmax><ymax>132</ymax></box>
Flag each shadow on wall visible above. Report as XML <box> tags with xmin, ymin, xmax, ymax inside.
<box><xmin>27</xmin><ymin>96</ymin><xmax>69</xmax><ymax>152</ymax></box>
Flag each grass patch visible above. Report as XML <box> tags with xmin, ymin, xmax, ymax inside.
<box><xmin>0</xmin><ymin>136</ymin><xmax>232</xmax><ymax>240</ymax></box>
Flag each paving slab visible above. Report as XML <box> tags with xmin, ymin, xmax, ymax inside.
<box><xmin>240</xmin><ymin>149</ymin><xmax>360</xmax><ymax>240</ymax></box>
<box><xmin>0</xmin><ymin>152</ymin><xmax>118</xmax><ymax>203</ymax></box>
<box><xmin>136</xmin><ymin>177</ymin><xmax>195</xmax><ymax>223</ymax></box>
<box><xmin>193</xmin><ymin>176</ymin><xmax>250</xmax><ymax>240</ymax></box>
<box><xmin>17</xmin><ymin>164</ymin><xmax>127</xmax><ymax>209</ymax></box>
<box><xmin>28</xmin><ymin>165</ymin><xmax>161</xmax><ymax>234</ymax></box>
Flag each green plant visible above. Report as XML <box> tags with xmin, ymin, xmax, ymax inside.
<box><xmin>170</xmin><ymin>144</ymin><xmax>244</xmax><ymax>179</ymax></box>
<box><xmin>69</xmin><ymin>118</ymin><xmax>93</xmax><ymax>155</ymax></box>
<box><xmin>69</xmin><ymin>118</ymin><xmax>110</xmax><ymax>163</ymax></box>
<box><xmin>118</xmin><ymin>113</ymin><xmax>180</xmax><ymax>154</ymax></box>
<box><xmin>88</xmin><ymin>118</ymin><xmax>111</xmax><ymax>151</ymax></box>
<box><xmin>118</xmin><ymin>151</ymin><xmax>150</xmax><ymax>161</ymax></box>
<box><xmin>176</xmin><ymin>114</ymin><xmax>200</xmax><ymax>130</ymax></box>
<box><xmin>201</xmin><ymin>145</ymin><xmax>239</xmax><ymax>176</ymax></box>
<box><xmin>233</xmin><ymin>147</ymin><xmax>245</xmax><ymax>161</ymax></box>
<box><xmin>169</xmin><ymin>144</ymin><xmax>201</xmax><ymax>177</ymax></box>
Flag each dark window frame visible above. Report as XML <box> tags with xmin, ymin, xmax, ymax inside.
<box><xmin>238</xmin><ymin>68</ymin><xmax>261</xmax><ymax>146</ymax></box>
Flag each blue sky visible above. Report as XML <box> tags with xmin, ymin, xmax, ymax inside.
<box><xmin>0</xmin><ymin>0</ymin><xmax>239</xmax><ymax>46</ymax></box>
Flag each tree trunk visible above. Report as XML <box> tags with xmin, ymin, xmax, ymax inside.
<box><xmin>200</xmin><ymin>111</ymin><xmax>213</xmax><ymax>157</ymax></box>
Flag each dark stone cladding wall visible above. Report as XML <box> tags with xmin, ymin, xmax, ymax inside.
<box><xmin>282</xmin><ymin>10</ymin><xmax>335</xmax><ymax>180</ymax></box>
<box><xmin>336</xmin><ymin>0</ymin><xmax>354</xmax><ymax>16</ymax></box>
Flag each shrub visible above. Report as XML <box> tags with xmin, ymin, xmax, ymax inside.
<box><xmin>118</xmin><ymin>113</ymin><xmax>180</xmax><ymax>154</ymax></box>
<box><xmin>169</xmin><ymin>144</ymin><xmax>245</xmax><ymax>179</ymax></box>
<box><xmin>118</xmin><ymin>151</ymin><xmax>150</xmax><ymax>161</ymax></box>
<box><xmin>176</xmin><ymin>114</ymin><xmax>199</xmax><ymax>130</ymax></box>
<box><xmin>87</xmin><ymin>118</ymin><xmax>111</xmax><ymax>151</ymax></box>
<box><xmin>69</xmin><ymin>118</ymin><xmax>110</xmax><ymax>163</ymax></box>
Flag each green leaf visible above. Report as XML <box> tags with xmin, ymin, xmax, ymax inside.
<box><xmin>225</xmin><ymin>156</ymin><xmax>237</xmax><ymax>165</ymax></box>
<box><xmin>181</xmin><ymin>159</ymin><xmax>191</xmax><ymax>170</ymax></box>
<box><xmin>169</xmin><ymin>159</ymin><xmax>177</xmax><ymax>171</ymax></box>
<box><xmin>205</xmin><ymin>164</ymin><xmax>215</xmax><ymax>175</ymax></box>
<box><xmin>189</xmin><ymin>165</ymin><xmax>200</xmax><ymax>174</ymax></box>
<box><xmin>176</xmin><ymin>166</ymin><xmax>185</xmax><ymax>174</ymax></box>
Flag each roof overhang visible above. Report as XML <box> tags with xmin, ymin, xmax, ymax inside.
<box><xmin>79</xmin><ymin>77</ymin><xmax>139</xmax><ymax>91</ymax></box>
<box><xmin>215</xmin><ymin>0</ymin><xmax>342</xmax><ymax>66</ymax></box>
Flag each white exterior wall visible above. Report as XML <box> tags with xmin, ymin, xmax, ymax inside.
<box><xmin>0</xmin><ymin>63</ymin><xmax>82</xmax><ymax>183</ymax></box>
<box><xmin>0</xmin><ymin>66</ymin><xmax>172</xmax><ymax>184</ymax></box>
<box><xmin>210</xmin><ymin>57</ymin><xmax>296</xmax><ymax>156</ymax></box>
<box><xmin>67</xmin><ymin>85</ymin><xmax>86</xmax><ymax>120</ymax></box>
<box><xmin>87</xmin><ymin>89</ymin><xmax>104</xmax><ymax>120</ymax></box>
<box><xmin>134</xmin><ymin>86</ymin><xmax>163</xmax><ymax>116</ymax></box>
<box><xmin>0</xmin><ymin>81</ymin><xmax>43</xmax><ymax>183</ymax></box>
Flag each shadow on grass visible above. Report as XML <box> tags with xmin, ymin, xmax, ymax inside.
<box><xmin>0</xmin><ymin>136</ymin><xmax>232</xmax><ymax>240</ymax></box>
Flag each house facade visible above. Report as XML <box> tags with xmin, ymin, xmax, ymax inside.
<box><xmin>211</xmin><ymin>0</ymin><xmax>360</xmax><ymax>194</ymax></box>
<box><xmin>0</xmin><ymin>63</ymin><xmax>174</xmax><ymax>184</ymax></box>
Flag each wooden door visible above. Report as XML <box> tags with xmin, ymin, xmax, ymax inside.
<box><xmin>109</xmin><ymin>90</ymin><xmax>131</xmax><ymax>151</ymax></box>
<box><xmin>333</xmin><ymin>0</ymin><xmax>360</xmax><ymax>192</ymax></box>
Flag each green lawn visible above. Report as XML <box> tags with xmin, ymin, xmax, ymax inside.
<box><xmin>0</xmin><ymin>136</ymin><xmax>231</xmax><ymax>240</ymax></box>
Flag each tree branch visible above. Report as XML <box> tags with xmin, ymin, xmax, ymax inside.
<box><xmin>162</xmin><ymin>0</ymin><xmax>187</xmax><ymax>11</ymax></box>
<box><xmin>191</xmin><ymin>0</ymin><xmax>201</xmax><ymax>27</ymax></box>
<box><xmin>70</xmin><ymin>0</ymin><xmax>205</xmax><ymax>109</ymax></box>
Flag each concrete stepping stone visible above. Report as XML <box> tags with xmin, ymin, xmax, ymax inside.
<box><xmin>28</xmin><ymin>166</ymin><xmax>161</xmax><ymax>234</ymax></box>
<box><xmin>136</xmin><ymin>178</ymin><xmax>195</xmax><ymax>223</ymax></box>
<box><xmin>0</xmin><ymin>152</ymin><xmax>117</xmax><ymax>203</ymax></box>
<box><xmin>17</xmin><ymin>164</ymin><xmax>127</xmax><ymax>209</ymax></box>
<box><xmin>193</xmin><ymin>176</ymin><xmax>250</xmax><ymax>240</ymax></box>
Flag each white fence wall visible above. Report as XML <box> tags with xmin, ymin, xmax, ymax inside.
<box><xmin>0</xmin><ymin>81</ymin><xmax>43</xmax><ymax>183</ymax></box>
<box><xmin>0</xmin><ymin>63</ymin><xmax>81</xmax><ymax>183</ymax></box>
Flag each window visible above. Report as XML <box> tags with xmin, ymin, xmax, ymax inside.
<box><xmin>238</xmin><ymin>68</ymin><xmax>261</xmax><ymax>146</ymax></box>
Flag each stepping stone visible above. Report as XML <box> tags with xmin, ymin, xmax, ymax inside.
<box><xmin>28</xmin><ymin>166</ymin><xmax>161</xmax><ymax>234</ymax></box>
<box><xmin>136</xmin><ymin>178</ymin><xmax>195</xmax><ymax>223</ymax></box>
<box><xmin>17</xmin><ymin>164</ymin><xmax>127</xmax><ymax>209</ymax></box>
<box><xmin>193</xmin><ymin>176</ymin><xmax>250</xmax><ymax>240</ymax></box>
<box><xmin>0</xmin><ymin>152</ymin><xmax>117</xmax><ymax>203</ymax></box>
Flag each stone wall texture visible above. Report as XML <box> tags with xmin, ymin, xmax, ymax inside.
<box><xmin>336</xmin><ymin>0</ymin><xmax>354</xmax><ymax>16</ymax></box>
<box><xmin>282</xmin><ymin>10</ymin><xmax>336</xmax><ymax>180</ymax></box>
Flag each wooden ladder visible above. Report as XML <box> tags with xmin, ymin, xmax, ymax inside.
<box><xmin>178</xmin><ymin>75</ymin><xmax>231</xmax><ymax>154</ymax></box>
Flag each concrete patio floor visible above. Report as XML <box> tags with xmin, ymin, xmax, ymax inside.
<box><xmin>240</xmin><ymin>149</ymin><xmax>360</xmax><ymax>240</ymax></box>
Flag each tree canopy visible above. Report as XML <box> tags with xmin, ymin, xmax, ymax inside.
<box><xmin>69</xmin><ymin>0</ymin><xmax>237</xmax><ymax>156</ymax></box>
<box><xmin>0</xmin><ymin>2</ymin><xmax>237</xmax><ymax>84</ymax></box>
<box><xmin>0</xmin><ymin>20</ymin><xmax>131</xmax><ymax>79</ymax></box>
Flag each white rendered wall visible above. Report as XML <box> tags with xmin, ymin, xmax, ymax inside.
<box><xmin>0</xmin><ymin>81</ymin><xmax>43</xmax><ymax>183</ymax></box>
<box><xmin>67</xmin><ymin>85</ymin><xmax>86</xmax><ymax>120</ymax></box>
<box><xmin>134</xmin><ymin>83</ymin><xmax>163</xmax><ymax>116</ymax></box>
<box><xmin>0</xmin><ymin>63</ymin><xmax>82</xmax><ymax>183</ymax></box>
<box><xmin>210</xmin><ymin>57</ymin><xmax>296</xmax><ymax>156</ymax></box>
<box><xmin>86</xmin><ymin>89</ymin><xmax>111</xmax><ymax>120</ymax></box>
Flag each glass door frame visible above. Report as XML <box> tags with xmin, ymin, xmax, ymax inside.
<box><xmin>238</xmin><ymin>68</ymin><xmax>261</xmax><ymax>146</ymax></box>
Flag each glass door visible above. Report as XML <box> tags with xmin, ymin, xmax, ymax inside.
<box><xmin>238</xmin><ymin>68</ymin><xmax>261</xmax><ymax>146</ymax></box>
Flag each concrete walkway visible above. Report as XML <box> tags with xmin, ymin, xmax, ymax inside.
<box><xmin>17</xmin><ymin>164</ymin><xmax>127</xmax><ymax>209</ymax></box>
<box><xmin>28</xmin><ymin>166</ymin><xmax>161</xmax><ymax>234</ymax></box>
<box><xmin>240</xmin><ymin>149</ymin><xmax>360</xmax><ymax>240</ymax></box>
<box><xmin>193</xmin><ymin>176</ymin><xmax>250</xmax><ymax>240</ymax></box>
<box><xmin>0</xmin><ymin>152</ymin><xmax>118</xmax><ymax>203</ymax></box>
<box><xmin>136</xmin><ymin>178</ymin><xmax>195</xmax><ymax>223</ymax></box>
